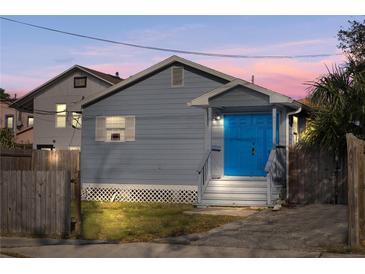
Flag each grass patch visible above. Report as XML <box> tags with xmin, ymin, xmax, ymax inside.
<box><xmin>77</xmin><ymin>201</ymin><xmax>241</xmax><ymax>242</ymax></box>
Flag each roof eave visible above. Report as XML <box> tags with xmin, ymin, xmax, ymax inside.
<box><xmin>10</xmin><ymin>65</ymin><xmax>117</xmax><ymax>111</ymax></box>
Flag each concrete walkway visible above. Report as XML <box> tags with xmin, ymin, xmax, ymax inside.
<box><xmin>1</xmin><ymin>204</ymin><xmax>360</xmax><ymax>258</ymax></box>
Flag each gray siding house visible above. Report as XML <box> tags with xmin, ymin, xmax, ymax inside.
<box><xmin>11</xmin><ymin>65</ymin><xmax>122</xmax><ymax>150</ymax></box>
<box><xmin>81</xmin><ymin>56</ymin><xmax>309</xmax><ymax>206</ymax></box>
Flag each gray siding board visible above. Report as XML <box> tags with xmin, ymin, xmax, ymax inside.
<box><xmin>209</xmin><ymin>86</ymin><xmax>270</xmax><ymax>108</ymax></box>
<box><xmin>81</xmin><ymin>66</ymin><xmax>222</xmax><ymax>186</ymax></box>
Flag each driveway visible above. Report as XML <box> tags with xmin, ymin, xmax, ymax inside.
<box><xmin>158</xmin><ymin>204</ymin><xmax>348</xmax><ymax>251</ymax></box>
<box><xmin>0</xmin><ymin>204</ymin><xmax>353</xmax><ymax>257</ymax></box>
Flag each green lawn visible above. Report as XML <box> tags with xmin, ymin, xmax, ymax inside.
<box><xmin>77</xmin><ymin>201</ymin><xmax>241</xmax><ymax>242</ymax></box>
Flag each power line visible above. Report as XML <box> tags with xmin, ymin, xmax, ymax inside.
<box><xmin>0</xmin><ymin>16</ymin><xmax>342</xmax><ymax>60</ymax></box>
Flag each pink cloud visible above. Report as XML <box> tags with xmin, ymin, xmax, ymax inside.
<box><xmin>3</xmin><ymin>51</ymin><xmax>347</xmax><ymax>100</ymax></box>
<box><xmin>196</xmin><ymin>54</ymin><xmax>345</xmax><ymax>99</ymax></box>
<box><xmin>1</xmin><ymin>74</ymin><xmax>45</xmax><ymax>97</ymax></box>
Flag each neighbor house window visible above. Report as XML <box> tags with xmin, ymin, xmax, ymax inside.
<box><xmin>69</xmin><ymin>146</ymin><xmax>80</xmax><ymax>150</ymax></box>
<box><xmin>27</xmin><ymin>116</ymin><xmax>34</xmax><ymax>127</ymax></box>
<box><xmin>72</xmin><ymin>112</ymin><xmax>82</xmax><ymax>128</ymax></box>
<box><xmin>74</xmin><ymin>76</ymin><xmax>87</xmax><ymax>88</ymax></box>
<box><xmin>95</xmin><ymin>116</ymin><xmax>135</xmax><ymax>142</ymax></box>
<box><xmin>5</xmin><ymin>115</ymin><xmax>14</xmax><ymax>129</ymax></box>
<box><xmin>292</xmin><ymin>116</ymin><xmax>299</xmax><ymax>145</ymax></box>
<box><xmin>56</xmin><ymin>104</ymin><xmax>67</xmax><ymax>128</ymax></box>
<box><xmin>171</xmin><ymin>67</ymin><xmax>184</xmax><ymax>87</ymax></box>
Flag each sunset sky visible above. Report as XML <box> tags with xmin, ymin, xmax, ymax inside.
<box><xmin>1</xmin><ymin>15</ymin><xmax>363</xmax><ymax>99</ymax></box>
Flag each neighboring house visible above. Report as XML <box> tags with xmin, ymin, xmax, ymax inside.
<box><xmin>10</xmin><ymin>65</ymin><xmax>123</xmax><ymax>150</ymax></box>
<box><xmin>80</xmin><ymin>55</ymin><xmax>310</xmax><ymax>207</ymax></box>
<box><xmin>0</xmin><ymin>98</ymin><xmax>33</xmax><ymax>144</ymax></box>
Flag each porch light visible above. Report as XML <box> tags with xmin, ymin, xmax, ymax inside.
<box><xmin>214</xmin><ymin>114</ymin><xmax>221</xmax><ymax>121</ymax></box>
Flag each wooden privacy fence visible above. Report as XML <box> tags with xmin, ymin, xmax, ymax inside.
<box><xmin>0</xmin><ymin>149</ymin><xmax>80</xmax><ymax>181</ymax></box>
<box><xmin>289</xmin><ymin>147</ymin><xmax>347</xmax><ymax>204</ymax></box>
<box><xmin>346</xmin><ymin>133</ymin><xmax>365</xmax><ymax>248</ymax></box>
<box><xmin>0</xmin><ymin>149</ymin><xmax>32</xmax><ymax>170</ymax></box>
<box><xmin>0</xmin><ymin>170</ymin><xmax>71</xmax><ymax>236</ymax></box>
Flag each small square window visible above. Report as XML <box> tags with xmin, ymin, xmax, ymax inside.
<box><xmin>74</xmin><ymin>76</ymin><xmax>87</xmax><ymax>88</ymax></box>
<box><xmin>171</xmin><ymin>67</ymin><xmax>184</xmax><ymax>87</ymax></box>
<box><xmin>27</xmin><ymin>116</ymin><xmax>34</xmax><ymax>127</ymax></box>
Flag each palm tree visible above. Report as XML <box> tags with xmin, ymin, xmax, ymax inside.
<box><xmin>301</xmin><ymin>61</ymin><xmax>365</xmax><ymax>156</ymax></box>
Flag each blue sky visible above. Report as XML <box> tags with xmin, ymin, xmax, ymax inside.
<box><xmin>0</xmin><ymin>15</ymin><xmax>363</xmax><ymax>98</ymax></box>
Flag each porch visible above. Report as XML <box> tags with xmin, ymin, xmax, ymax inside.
<box><xmin>189</xmin><ymin>81</ymin><xmax>299</xmax><ymax>207</ymax></box>
<box><xmin>197</xmin><ymin>107</ymin><xmax>287</xmax><ymax>206</ymax></box>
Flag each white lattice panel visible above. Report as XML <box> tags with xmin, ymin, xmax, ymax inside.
<box><xmin>82</xmin><ymin>183</ymin><xmax>198</xmax><ymax>204</ymax></box>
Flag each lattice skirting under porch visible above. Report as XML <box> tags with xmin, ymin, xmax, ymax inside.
<box><xmin>81</xmin><ymin>183</ymin><xmax>198</xmax><ymax>204</ymax></box>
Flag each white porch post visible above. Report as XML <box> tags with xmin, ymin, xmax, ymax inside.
<box><xmin>272</xmin><ymin>107</ymin><xmax>277</xmax><ymax>148</ymax></box>
<box><xmin>207</xmin><ymin>108</ymin><xmax>212</xmax><ymax>180</ymax></box>
<box><xmin>267</xmin><ymin>106</ymin><xmax>277</xmax><ymax>206</ymax></box>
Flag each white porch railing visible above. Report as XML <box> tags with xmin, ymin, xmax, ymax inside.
<box><xmin>196</xmin><ymin>149</ymin><xmax>212</xmax><ymax>204</ymax></box>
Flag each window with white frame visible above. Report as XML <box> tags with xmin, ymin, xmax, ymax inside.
<box><xmin>27</xmin><ymin>116</ymin><xmax>34</xmax><ymax>127</ymax></box>
<box><xmin>55</xmin><ymin>104</ymin><xmax>67</xmax><ymax>128</ymax></box>
<box><xmin>292</xmin><ymin>116</ymin><xmax>299</xmax><ymax>144</ymax></box>
<box><xmin>72</xmin><ymin>112</ymin><xmax>82</xmax><ymax>128</ymax></box>
<box><xmin>171</xmin><ymin>67</ymin><xmax>184</xmax><ymax>87</ymax></box>
<box><xmin>5</xmin><ymin>115</ymin><xmax>14</xmax><ymax>129</ymax></box>
<box><xmin>95</xmin><ymin>116</ymin><xmax>135</xmax><ymax>142</ymax></box>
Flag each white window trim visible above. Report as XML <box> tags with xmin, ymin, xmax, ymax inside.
<box><xmin>27</xmin><ymin>116</ymin><xmax>34</xmax><ymax>127</ymax></box>
<box><xmin>171</xmin><ymin>66</ymin><xmax>184</xmax><ymax>88</ymax></box>
<box><xmin>96</xmin><ymin>115</ymin><xmax>135</xmax><ymax>143</ymax></box>
<box><xmin>55</xmin><ymin>103</ymin><xmax>67</xmax><ymax>128</ymax></box>
<box><xmin>105</xmin><ymin>116</ymin><xmax>126</xmax><ymax>143</ymax></box>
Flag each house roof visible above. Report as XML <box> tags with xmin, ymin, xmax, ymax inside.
<box><xmin>82</xmin><ymin>55</ymin><xmax>302</xmax><ymax>109</ymax></box>
<box><xmin>77</xmin><ymin>65</ymin><xmax>122</xmax><ymax>84</ymax></box>
<box><xmin>82</xmin><ymin>55</ymin><xmax>236</xmax><ymax>107</ymax></box>
<box><xmin>188</xmin><ymin>79</ymin><xmax>295</xmax><ymax>107</ymax></box>
<box><xmin>16</xmin><ymin>126</ymin><xmax>33</xmax><ymax>135</ymax></box>
<box><xmin>10</xmin><ymin>65</ymin><xmax>123</xmax><ymax>112</ymax></box>
<box><xmin>0</xmin><ymin>98</ymin><xmax>17</xmax><ymax>104</ymax></box>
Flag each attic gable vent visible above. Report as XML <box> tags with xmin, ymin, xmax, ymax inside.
<box><xmin>171</xmin><ymin>67</ymin><xmax>184</xmax><ymax>87</ymax></box>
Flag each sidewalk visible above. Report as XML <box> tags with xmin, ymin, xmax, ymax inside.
<box><xmin>2</xmin><ymin>240</ymin><xmax>364</xmax><ymax>258</ymax></box>
<box><xmin>1</xmin><ymin>241</ymin><xmax>321</xmax><ymax>258</ymax></box>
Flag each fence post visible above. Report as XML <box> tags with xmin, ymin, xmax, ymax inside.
<box><xmin>346</xmin><ymin>133</ymin><xmax>365</xmax><ymax>249</ymax></box>
<box><xmin>74</xmin><ymin>170</ymin><xmax>82</xmax><ymax>237</ymax></box>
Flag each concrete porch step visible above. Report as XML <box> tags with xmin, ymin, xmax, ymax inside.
<box><xmin>205</xmin><ymin>186</ymin><xmax>267</xmax><ymax>194</ymax></box>
<box><xmin>218</xmin><ymin>176</ymin><xmax>266</xmax><ymax>181</ymax></box>
<box><xmin>203</xmin><ymin>192</ymin><xmax>267</xmax><ymax>201</ymax></box>
<box><xmin>200</xmin><ymin>199</ymin><xmax>268</xmax><ymax>207</ymax></box>
<box><xmin>208</xmin><ymin>180</ymin><xmax>267</xmax><ymax>188</ymax></box>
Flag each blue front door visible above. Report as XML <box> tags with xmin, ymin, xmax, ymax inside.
<box><xmin>224</xmin><ymin>113</ymin><xmax>273</xmax><ymax>176</ymax></box>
